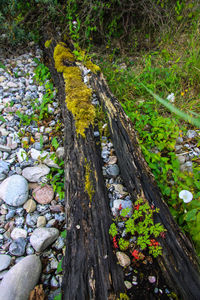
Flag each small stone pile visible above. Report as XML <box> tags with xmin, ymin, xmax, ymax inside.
<box><xmin>0</xmin><ymin>47</ymin><xmax>65</xmax><ymax>299</ymax></box>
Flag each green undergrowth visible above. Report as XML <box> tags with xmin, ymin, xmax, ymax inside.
<box><xmin>99</xmin><ymin>27</ymin><xmax>200</xmax><ymax>257</ymax></box>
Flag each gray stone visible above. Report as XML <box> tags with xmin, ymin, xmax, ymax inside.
<box><xmin>33</xmin><ymin>142</ymin><xmax>42</xmax><ymax>151</ymax></box>
<box><xmin>15</xmin><ymin>216</ymin><xmax>25</xmax><ymax>227</ymax></box>
<box><xmin>9</xmin><ymin>237</ymin><xmax>27</xmax><ymax>256</ymax></box>
<box><xmin>0</xmin><ymin>145</ymin><xmax>11</xmax><ymax>152</ymax></box>
<box><xmin>0</xmin><ymin>254</ymin><xmax>11</xmax><ymax>271</ymax></box>
<box><xmin>15</xmin><ymin>207</ymin><xmax>24</xmax><ymax>216</ymax></box>
<box><xmin>56</xmin><ymin>147</ymin><xmax>65</xmax><ymax>159</ymax></box>
<box><xmin>30</xmin><ymin>227</ymin><xmax>59</xmax><ymax>252</ymax></box>
<box><xmin>6</xmin><ymin>210</ymin><xmax>15</xmax><ymax>220</ymax></box>
<box><xmin>177</xmin><ymin>155</ymin><xmax>186</xmax><ymax>164</ymax></box>
<box><xmin>53</xmin><ymin>236</ymin><xmax>65</xmax><ymax>250</ymax></box>
<box><xmin>22</xmin><ymin>164</ymin><xmax>50</xmax><ymax>182</ymax></box>
<box><xmin>0</xmin><ymin>160</ymin><xmax>9</xmax><ymax>181</ymax></box>
<box><xmin>106</xmin><ymin>164</ymin><xmax>120</xmax><ymax>177</ymax></box>
<box><xmin>176</xmin><ymin>137</ymin><xmax>183</xmax><ymax>144</ymax></box>
<box><xmin>0</xmin><ymin>255</ymin><xmax>41</xmax><ymax>300</ymax></box>
<box><xmin>26</xmin><ymin>245</ymin><xmax>34</xmax><ymax>255</ymax></box>
<box><xmin>186</xmin><ymin>130</ymin><xmax>197</xmax><ymax>139</ymax></box>
<box><xmin>26</xmin><ymin>213</ymin><xmax>39</xmax><ymax>227</ymax></box>
<box><xmin>175</xmin><ymin>145</ymin><xmax>182</xmax><ymax>152</ymax></box>
<box><xmin>50</xmin><ymin>276</ymin><xmax>59</xmax><ymax>288</ymax></box>
<box><xmin>0</xmin><ymin>175</ymin><xmax>28</xmax><ymax>206</ymax></box>
<box><xmin>101</xmin><ymin>149</ymin><xmax>110</xmax><ymax>159</ymax></box>
<box><xmin>0</xmin><ymin>270</ymin><xmax>8</xmax><ymax>280</ymax></box>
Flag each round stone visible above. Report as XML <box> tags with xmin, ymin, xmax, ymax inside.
<box><xmin>9</xmin><ymin>237</ymin><xmax>27</xmax><ymax>256</ymax></box>
<box><xmin>23</xmin><ymin>199</ymin><xmax>37</xmax><ymax>213</ymax></box>
<box><xmin>33</xmin><ymin>184</ymin><xmax>54</xmax><ymax>204</ymax></box>
<box><xmin>0</xmin><ymin>175</ymin><xmax>29</xmax><ymax>206</ymax></box>
<box><xmin>106</xmin><ymin>164</ymin><xmax>120</xmax><ymax>177</ymax></box>
<box><xmin>37</xmin><ymin>216</ymin><xmax>46</xmax><ymax>228</ymax></box>
<box><xmin>148</xmin><ymin>275</ymin><xmax>156</xmax><ymax>283</ymax></box>
<box><xmin>0</xmin><ymin>255</ymin><xmax>42</xmax><ymax>300</ymax></box>
<box><xmin>30</xmin><ymin>227</ymin><xmax>59</xmax><ymax>252</ymax></box>
<box><xmin>116</xmin><ymin>251</ymin><xmax>131</xmax><ymax>267</ymax></box>
<box><xmin>0</xmin><ymin>254</ymin><xmax>12</xmax><ymax>271</ymax></box>
<box><xmin>11</xmin><ymin>228</ymin><xmax>27</xmax><ymax>240</ymax></box>
<box><xmin>22</xmin><ymin>164</ymin><xmax>50</xmax><ymax>182</ymax></box>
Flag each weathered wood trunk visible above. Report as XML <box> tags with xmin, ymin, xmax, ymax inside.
<box><xmin>43</xmin><ymin>39</ymin><xmax>200</xmax><ymax>300</ymax></box>
<box><xmin>89</xmin><ymin>73</ymin><xmax>200</xmax><ymax>299</ymax></box>
<box><xmin>44</xmin><ymin>41</ymin><xmax>125</xmax><ymax>300</ymax></box>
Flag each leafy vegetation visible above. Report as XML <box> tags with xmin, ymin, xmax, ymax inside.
<box><xmin>110</xmin><ymin>198</ymin><xmax>166</xmax><ymax>259</ymax></box>
<box><xmin>100</xmin><ymin>15</ymin><xmax>200</xmax><ymax>256</ymax></box>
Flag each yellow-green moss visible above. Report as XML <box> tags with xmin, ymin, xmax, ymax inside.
<box><xmin>54</xmin><ymin>42</ymin><xmax>95</xmax><ymax>137</ymax></box>
<box><xmin>54</xmin><ymin>43</ymin><xmax>75</xmax><ymax>72</ymax></box>
<box><xmin>118</xmin><ymin>293</ymin><xmax>130</xmax><ymax>300</ymax></box>
<box><xmin>85</xmin><ymin>60</ymin><xmax>101</xmax><ymax>74</ymax></box>
<box><xmin>44</xmin><ymin>39</ymin><xmax>52</xmax><ymax>48</ymax></box>
<box><xmin>85</xmin><ymin>162</ymin><xmax>95</xmax><ymax>202</ymax></box>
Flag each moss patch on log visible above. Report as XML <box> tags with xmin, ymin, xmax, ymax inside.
<box><xmin>85</xmin><ymin>160</ymin><xmax>95</xmax><ymax>202</ymax></box>
<box><xmin>53</xmin><ymin>42</ymin><xmax>95</xmax><ymax>137</ymax></box>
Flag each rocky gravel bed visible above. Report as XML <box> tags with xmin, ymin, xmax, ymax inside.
<box><xmin>0</xmin><ymin>47</ymin><xmax>65</xmax><ymax>299</ymax></box>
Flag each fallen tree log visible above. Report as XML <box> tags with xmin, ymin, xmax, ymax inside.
<box><xmin>44</xmin><ymin>40</ymin><xmax>125</xmax><ymax>300</ymax></box>
<box><xmin>43</xmin><ymin>39</ymin><xmax>200</xmax><ymax>300</ymax></box>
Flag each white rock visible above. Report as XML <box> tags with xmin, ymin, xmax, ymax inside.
<box><xmin>30</xmin><ymin>149</ymin><xmax>59</xmax><ymax>168</ymax></box>
<box><xmin>7</xmin><ymin>82</ymin><xmax>18</xmax><ymax>88</ymax></box>
<box><xmin>0</xmin><ymin>255</ymin><xmax>41</xmax><ymax>300</ymax></box>
<box><xmin>22</xmin><ymin>164</ymin><xmax>50</xmax><ymax>182</ymax></box>
<box><xmin>30</xmin><ymin>227</ymin><xmax>59</xmax><ymax>252</ymax></box>
<box><xmin>0</xmin><ymin>175</ymin><xmax>28</xmax><ymax>206</ymax></box>
<box><xmin>11</xmin><ymin>228</ymin><xmax>27</xmax><ymax>240</ymax></box>
<box><xmin>17</xmin><ymin>148</ymin><xmax>28</xmax><ymax>163</ymax></box>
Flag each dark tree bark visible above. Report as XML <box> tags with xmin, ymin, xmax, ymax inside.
<box><xmin>43</xmin><ymin>38</ymin><xmax>200</xmax><ymax>300</ymax></box>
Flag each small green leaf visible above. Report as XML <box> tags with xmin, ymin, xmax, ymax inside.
<box><xmin>52</xmin><ymin>137</ymin><xmax>59</xmax><ymax>150</ymax></box>
<box><xmin>185</xmin><ymin>209</ymin><xmax>198</xmax><ymax>222</ymax></box>
<box><xmin>57</xmin><ymin>259</ymin><xmax>63</xmax><ymax>273</ymax></box>
<box><xmin>0</xmin><ymin>116</ymin><xmax>6</xmax><ymax>123</ymax></box>
<box><xmin>61</xmin><ymin>230</ymin><xmax>67</xmax><ymax>238</ymax></box>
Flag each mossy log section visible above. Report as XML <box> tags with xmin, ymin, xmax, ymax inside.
<box><xmin>89</xmin><ymin>73</ymin><xmax>200</xmax><ymax>299</ymax></box>
<box><xmin>43</xmin><ymin>40</ymin><xmax>125</xmax><ymax>300</ymax></box>
<box><xmin>43</xmin><ymin>39</ymin><xmax>200</xmax><ymax>300</ymax></box>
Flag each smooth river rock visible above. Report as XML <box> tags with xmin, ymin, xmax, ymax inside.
<box><xmin>30</xmin><ymin>227</ymin><xmax>59</xmax><ymax>252</ymax></box>
<box><xmin>0</xmin><ymin>254</ymin><xmax>11</xmax><ymax>272</ymax></box>
<box><xmin>0</xmin><ymin>255</ymin><xmax>42</xmax><ymax>300</ymax></box>
<box><xmin>22</xmin><ymin>164</ymin><xmax>50</xmax><ymax>182</ymax></box>
<box><xmin>0</xmin><ymin>175</ymin><xmax>28</xmax><ymax>206</ymax></box>
<box><xmin>33</xmin><ymin>184</ymin><xmax>54</xmax><ymax>204</ymax></box>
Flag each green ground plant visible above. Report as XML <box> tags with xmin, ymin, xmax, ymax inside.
<box><xmin>109</xmin><ymin>198</ymin><xmax>166</xmax><ymax>259</ymax></box>
<box><xmin>100</xmin><ymin>18</ymin><xmax>200</xmax><ymax>256</ymax></box>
